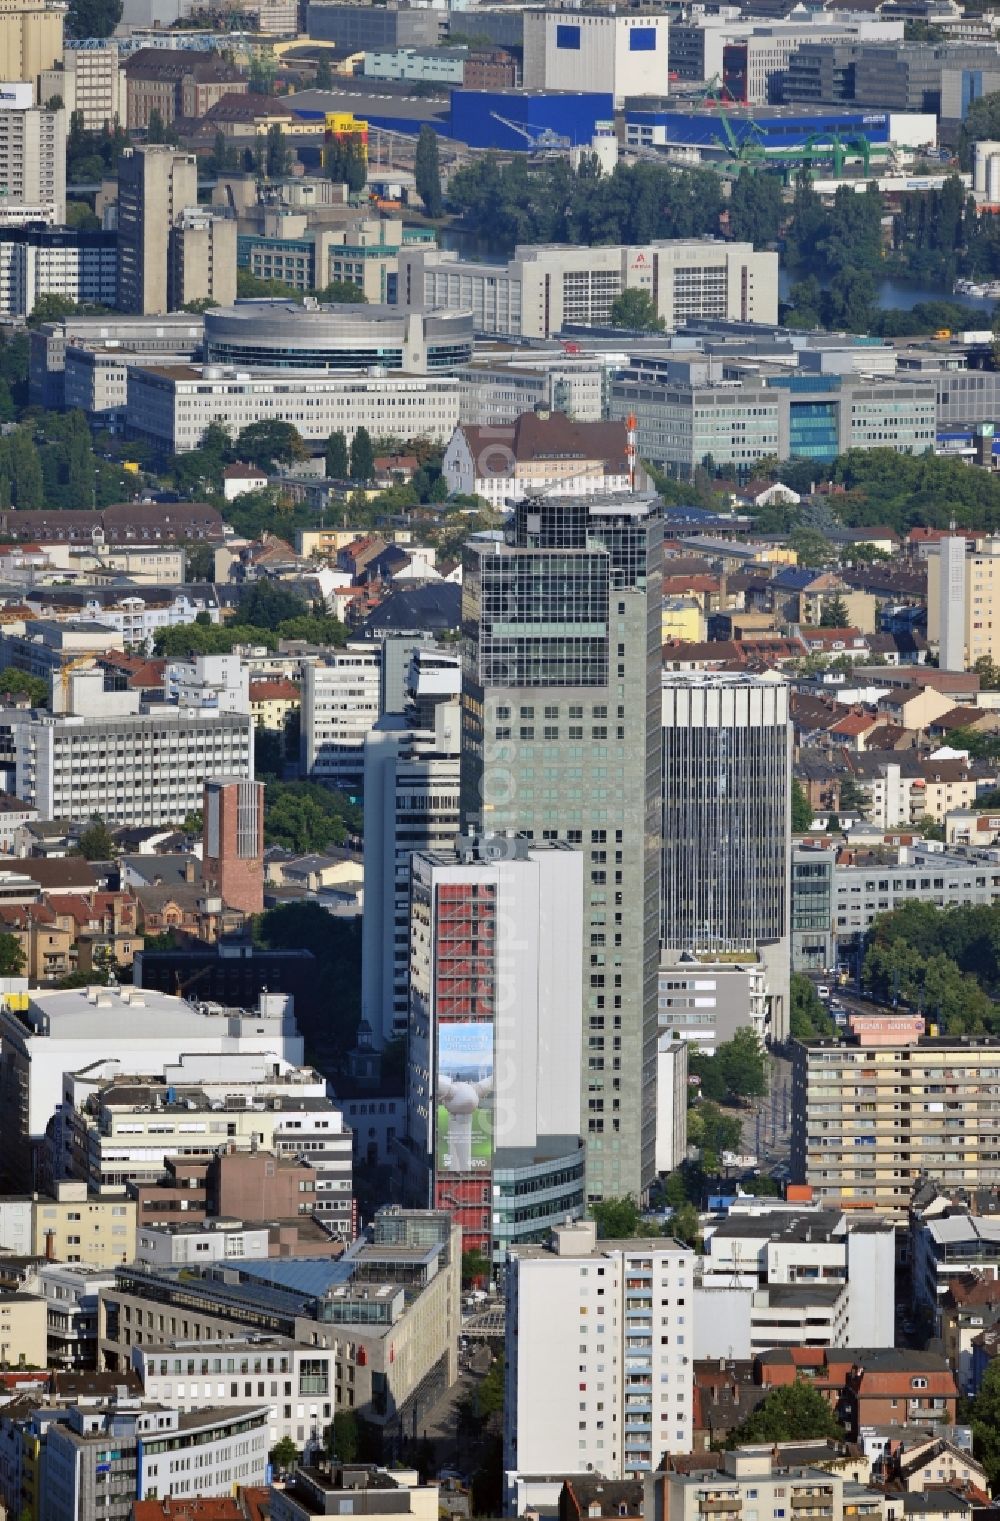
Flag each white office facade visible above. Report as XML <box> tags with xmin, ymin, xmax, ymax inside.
<box><xmin>504</xmin><ymin>1220</ymin><xmax>694</xmax><ymax>1510</ymax></box>
<box><xmin>301</xmin><ymin>645</ymin><xmax>381</xmax><ymax>794</ymax></box>
<box><xmin>2</xmin><ymin>705</ymin><xmax>252</xmax><ymax>826</ymax></box>
<box><xmin>126</xmin><ymin>365</ymin><xmax>464</xmax><ymax>453</ymax></box>
<box><xmin>399</xmin><ymin>240</ymin><xmax>779</xmax><ymax>339</ymax></box>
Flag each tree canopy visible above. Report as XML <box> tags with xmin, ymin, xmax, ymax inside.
<box><xmin>790</xmin><ymin>974</ymin><xmax>837</xmax><ymax>1041</ymax></box>
<box><xmin>609</xmin><ymin>288</ymin><xmax>665</xmax><ymax>333</ymax></box>
<box><xmin>727</xmin><ymin>1379</ymin><xmax>844</xmax><ymax>1447</ymax></box>
<box><xmin>791</xmin><ymin>779</ymin><xmax>813</xmax><ymax>833</ymax></box>
<box><xmin>689</xmin><ymin>1028</ymin><xmax>768</xmax><ymax>1105</ymax></box>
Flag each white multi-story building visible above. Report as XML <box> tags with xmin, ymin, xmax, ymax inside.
<box><xmin>398</xmin><ymin>240</ymin><xmax>779</xmax><ymax>339</ymax></box>
<box><xmin>132</xmin><ymin>1336</ymin><xmax>336</xmax><ymax>1457</ymax></box>
<box><xmin>0</xmin><ymin>661</ymin><xmax>253</xmax><ymax>826</ymax></box>
<box><xmin>126</xmin><ymin>364</ymin><xmax>464</xmax><ymax>454</ymax></box>
<box><xmin>39</xmin><ymin>1261</ymin><xmax>115</xmax><ymax>1370</ymax></box>
<box><xmin>40</xmin><ymin>42</ymin><xmax>125</xmax><ymax>129</ymax></box>
<box><xmin>0</xmin><ymin>985</ymin><xmax>303</xmax><ymax>1191</ymax></box>
<box><xmin>164</xmin><ymin>652</ymin><xmax>249</xmax><ymax>714</ymax></box>
<box><xmin>656</xmin><ymin>1034</ymin><xmax>687</xmax><ymax>1175</ymax></box>
<box><xmin>0</xmin><ymin>226</ymin><xmax>117</xmax><ymax>319</ymax></box>
<box><xmin>59</xmin><ymin>1053</ymin><xmax>353</xmax><ymax>1235</ymax></box>
<box><xmin>301</xmin><ymin>644</ymin><xmax>381</xmax><ymax>794</ymax></box>
<box><xmin>693</xmin><ymin>1208</ymin><xmax>895</xmax><ymax>1359</ymax></box>
<box><xmin>504</xmin><ymin>1219</ymin><xmax>694</xmax><ymax>1511</ymax></box>
<box><xmin>0</xmin><ymin>103</ymin><xmax>65</xmax><ymax>224</ymax></box>
<box><xmin>133</xmin><ymin>1221</ymin><xmax>272</xmax><ymax>1266</ymax></box>
<box><xmin>522</xmin><ymin>10</ymin><xmax>669</xmax><ymax>105</ymax></box>
<box><xmin>41</xmin><ymin>1401</ymin><xmax>269</xmax><ymax>1520</ymax></box>
<box><xmin>361</xmin><ymin>647</ymin><xmax>461</xmax><ymax>1045</ymax></box>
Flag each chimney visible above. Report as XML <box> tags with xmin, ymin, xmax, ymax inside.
<box><xmin>184</xmin><ymin>858</ymin><xmax>195</xmax><ymax>884</ymax></box>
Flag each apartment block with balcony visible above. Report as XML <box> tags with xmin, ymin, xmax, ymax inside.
<box><xmin>645</xmin><ymin>1448</ymin><xmax>892</xmax><ymax>1521</ymax></box>
<box><xmin>504</xmin><ymin>1219</ymin><xmax>694</xmax><ymax>1513</ymax></box>
<box><xmin>791</xmin><ymin>1033</ymin><xmax>1000</xmax><ymax>1221</ymax></box>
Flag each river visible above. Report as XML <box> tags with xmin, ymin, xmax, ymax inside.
<box><xmin>779</xmin><ymin>269</ymin><xmax>998</xmax><ymax>315</ymax></box>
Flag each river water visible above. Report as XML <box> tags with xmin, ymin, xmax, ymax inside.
<box><xmin>779</xmin><ymin>269</ymin><xmax>997</xmax><ymax>314</ymax></box>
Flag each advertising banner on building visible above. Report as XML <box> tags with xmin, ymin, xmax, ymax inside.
<box><xmin>435</xmin><ymin>1020</ymin><xmax>494</xmax><ymax>1173</ymax></box>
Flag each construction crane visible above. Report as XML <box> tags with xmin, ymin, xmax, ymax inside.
<box><xmin>711</xmin><ymin>100</ymin><xmax>767</xmax><ymax>173</ymax></box>
<box><xmin>489</xmin><ymin>111</ymin><xmax>571</xmax><ymax>151</ymax></box>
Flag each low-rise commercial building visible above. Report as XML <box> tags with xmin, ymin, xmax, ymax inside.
<box><xmin>0</xmin><ymin>1292</ymin><xmax>46</xmax><ymax>1369</ymax></box>
<box><xmin>204</xmin><ymin>299</ymin><xmax>472</xmax><ymax>371</ymax></box>
<box><xmin>38</xmin><ymin>1262</ymin><xmax>115</xmax><ymax>1370</ymax></box>
<box><xmin>609</xmin><ymin>363</ymin><xmax>938</xmax><ymax>478</ymax></box>
<box><xmin>133</xmin><ymin>1337</ymin><xmax>336</xmax><ymax>1456</ymax></box>
<box><xmin>99</xmin><ymin>1208</ymin><xmax>460</xmax><ymax>1454</ymax></box>
<box><xmin>126</xmin><ymin>365</ymin><xmax>463</xmax><ymax>454</ymax></box>
<box><xmin>41</xmin><ymin>1401</ymin><xmax>269</xmax><ymax>1521</ymax></box>
<box><xmin>0</xmin><ymin>984</ymin><xmax>303</xmax><ymax>1191</ymax></box>
<box><xmin>272</xmin><ymin>1465</ymin><xmax>440</xmax><ymax>1521</ymax></box>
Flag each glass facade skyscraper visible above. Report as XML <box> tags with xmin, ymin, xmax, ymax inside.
<box><xmin>461</xmin><ymin>493</ymin><xmax>663</xmax><ymax>1201</ymax></box>
<box><xmin>660</xmin><ymin>670</ymin><xmax>792</xmax><ymax>1040</ymax></box>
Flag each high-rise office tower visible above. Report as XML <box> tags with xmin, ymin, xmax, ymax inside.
<box><xmin>660</xmin><ymin>670</ymin><xmax>791</xmax><ymax>1041</ymax></box>
<box><xmin>461</xmin><ymin>493</ymin><xmax>663</xmax><ymax>1201</ymax></box>
<box><xmin>405</xmin><ymin>833</ymin><xmax>585</xmax><ymax>1263</ymax></box>
<box><xmin>362</xmin><ymin>646</ymin><xmax>462</xmax><ymax>1046</ymax></box>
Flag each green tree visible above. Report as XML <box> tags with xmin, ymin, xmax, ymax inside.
<box><xmin>609</xmin><ymin>287</ymin><xmax>666</xmax><ymax>333</ymax></box>
<box><xmin>28</xmin><ymin>293</ymin><xmax>79</xmax><ymax>327</ymax></box>
<box><xmin>239</xmin><ymin>580</ymin><xmax>309</xmax><ymax>631</ymax></box>
<box><xmin>960</xmin><ymin>92</ymin><xmax>1000</xmax><ymax>171</ymax></box>
<box><xmin>591</xmin><ymin>1197</ymin><xmax>641</xmax><ymax>1238</ymax></box>
<box><xmin>326</xmin><ymin>1410</ymin><xmax>359</xmax><ymax>1462</ymax></box>
<box><xmin>790</xmin><ymin>973</ymin><xmax>836</xmax><ymax>1041</ymax></box>
<box><xmin>349</xmin><ymin>426</ymin><xmax>375</xmax><ymax>482</ymax></box>
<box><xmin>72</xmin><ymin>816</ymin><xmax>116</xmax><ymax>861</ymax></box>
<box><xmin>970</xmin><ymin>1356</ymin><xmax>1000</xmax><ymax>1489</ymax></box>
<box><xmin>314</xmin><ymin>55</ymin><xmax>333</xmax><ymax>89</ymax></box>
<box><xmin>269</xmin><ymin>1436</ymin><xmax>299</xmax><ymax>1472</ymax></box>
<box><xmin>415</xmin><ymin>124</ymin><xmax>443</xmax><ymax>217</ymax></box>
<box><xmin>325</xmin><ymin>428</ymin><xmax>349</xmax><ymax>479</ymax></box>
<box><xmin>727</xmin><ymin>1379</ymin><xmax>844</xmax><ymax>1447</ymax></box>
<box><xmin>0</xmin><ymin>933</ymin><xmax>25</xmax><ymax>977</ymax></box>
<box><xmin>265</xmin><ymin>124</ymin><xmax>291</xmax><ymax>178</ymax></box>
<box><xmin>820</xmin><ymin>594</ymin><xmax>850</xmax><ymax>628</ymax></box>
<box><xmin>314</xmin><ymin>280</ymin><xmax>366</xmax><ymax>304</ymax></box>
<box><xmin>728</xmin><ymin>168</ymin><xmax>784</xmax><ymax>246</ymax></box>
<box><xmin>791</xmin><ymin>778</ymin><xmax>813</xmax><ymax>833</ymax></box>
<box><xmin>670</xmin><ymin>1202</ymin><xmax>701</xmax><ymax>1248</ymax></box>
<box><xmin>687</xmin><ymin>1102</ymin><xmax>742</xmax><ymax>1171</ymax></box>
<box><xmin>477</xmin><ymin>1356</ymin><xmax>504</xmax><ymax>1419</ymax></box>
<box><xmin>462</xmin><ymin>1248</ymin><xmax>488</xmax><ymax>1287</ymax></box>
<box><xmin>65</xmin><ymin>0</ymin><xmax>122</xmax><ymax>37</ymax></box>
<box><xmin>838</xmin><ymin>775</ymin><xmax>868</xmax><ymax>815</ymax></box>
<box><xmin>0</xmin><ymin>670</ymin><xmax>48</xmax><ymax>707</ymax></box>
<box><xmin>718</xmin><ymin>1027</ymin><xmax>768</xmax><ymax>1100</ymax></box>
<box><xmin>789</xmin><ymin>526</ymin><xmax>835</xmax><ymax>566</ymax></box>
<box><xmin>235</xmin><ymin>420</ymin><xmax>305</xmax><ymax>472</ymax></box>
<box><xmin>263</xmin><ymin>780</ymin><xmax>361</xmax><ymax>853</ymax></box>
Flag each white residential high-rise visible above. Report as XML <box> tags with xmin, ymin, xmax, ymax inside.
<box><xmin>301</xmin><ymin>644</ymin><xmax>381</xmax><ymax>795</ymax></box>
<box><xmin>0</xmin><ymin>101</ymin><xmax>64</xmax><ymax>224</ymax></box>
<box><xmin>361</xmin><ymin>646</ymin><xmax>461</xmax><ymax>1047</ymax></box>
<box><xmin>936</xmin><ymin>534</ymin><xmax>969</xmax><ymax>672</ymax></box>
<box><xmin>504</xmin><ymin>1219</ymin><xmax>694</xmax><ymax>1513</ymax></box>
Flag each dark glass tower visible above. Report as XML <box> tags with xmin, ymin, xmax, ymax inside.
<box><xmin>461</xmin><ymin>494</ymin><xmax>663</xmax><ymax>1201</ymax></box>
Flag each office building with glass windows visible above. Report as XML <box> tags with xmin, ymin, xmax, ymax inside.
<box><xmin>460</xmin><ymin>493</ymin><xmax>663</xmax><ymax>1202</ymax></box>
<box><xmin>661</xmin><ymin>670</ymin><xmax>792</xmax><ymax>1041</ymax></box>
<box><xmin>609</xmin><ymin>362</ymin><xmax>937</xmax><ymax>477</ymax></box>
